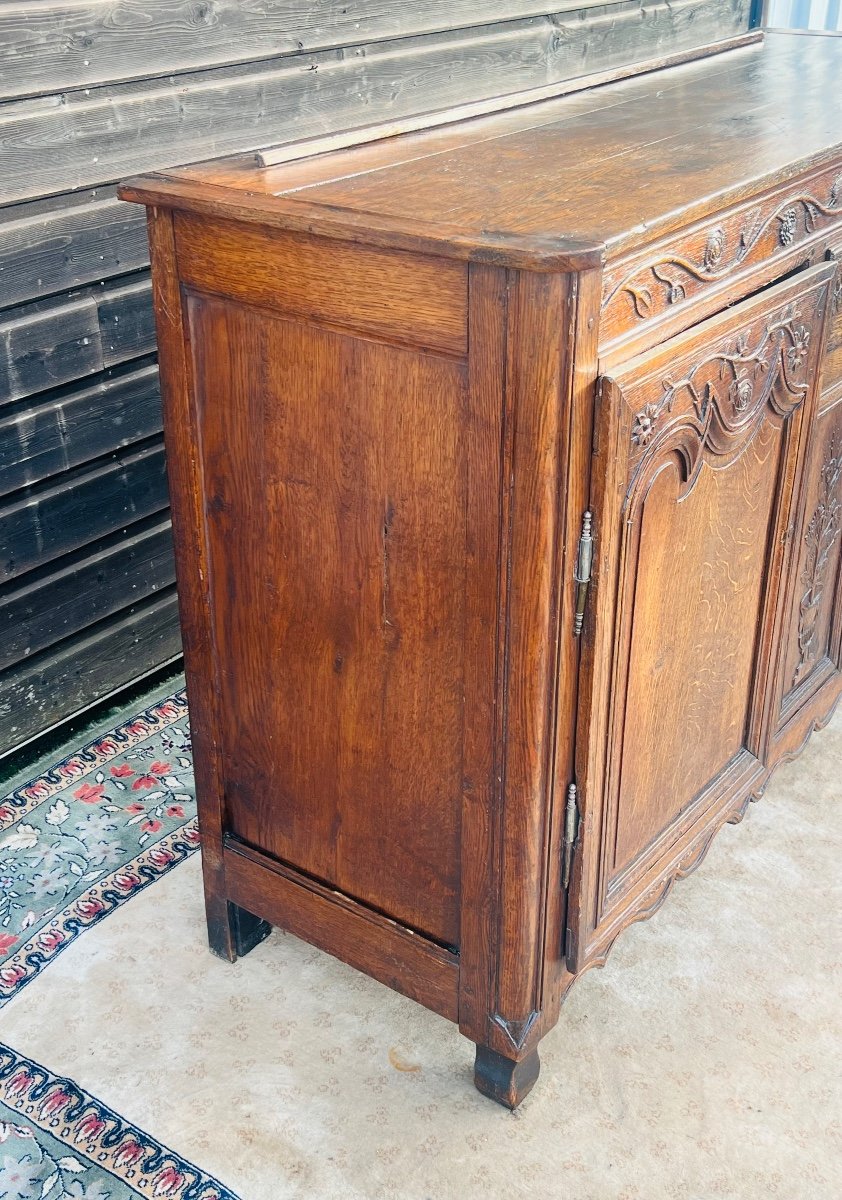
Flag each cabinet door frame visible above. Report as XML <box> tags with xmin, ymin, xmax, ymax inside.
<box><xmin>566</xmin><ymin>261</ymin><xmax>836</xmax><ymax>974</ymax></box>
<box><xmin>763</xmin><ymin>248</ymin><xmax>842</xmax><ymax>758</ymax></box>
<box><xmin>765</xmin><ymin>387</ymin><xmax>842</xmax><ymax>761</ymax></box>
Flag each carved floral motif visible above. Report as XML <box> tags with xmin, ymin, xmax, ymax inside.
<box><xmin>629</xmin><ymin>304</ymin><xmax>807</xmax><ymax>455</ymax></box>
<box><xmin>606</xmin><ymin>175</ymin><xmax>842</xmax><ymax>324</ymax></box>
<box><xmin>778</xmin><ymin>207</ymin><xmax>799</xmax><ymax>246</ymax></box>
<box><xmin>703</xmin><ymin>226</ymin><xmax>726</xmax><ymax>273</ymax></box>
<box><xmin>729</xmin><ymin>368</ymin><xmax>754</xmax><ymax>413</ymax></box>
<box><xmin>786</xmin><ymin>324</ymin><xmax>811</xmax><ymax>371</ymax></box>
<box><xmin>631</xmin><ymin>403</ymin><xmax>660</xmax><ymax>447</ymax></box>
<box><xmin>794</xmin><ymin>435</ymin><xmax>842</xmax><ymax>684</ymax></box>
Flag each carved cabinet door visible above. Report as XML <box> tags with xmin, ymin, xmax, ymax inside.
<box><xmin>765</xmin><ymin>252</ymin><xmax>842</xmax><ymax>763</ymax></box>
<box><xmin>566</xmin><ymin>261</ymin><xmax>835</xmax><ymax>973</ymax></box>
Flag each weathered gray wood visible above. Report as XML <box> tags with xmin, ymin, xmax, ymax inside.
<box><xmin>0</xmin><ymin>2</ymin><xmax>602</xmax><ymax>100</ymax></box>
<box><xmin>0</xmin><ymin>0</ymin><xmax>753</xmax><ymax>205</ymax></box>
<box><xmin>0</xmin><ymin>439</ymin><xmax>168</xmax><ymax>583</ymax></box>
<box><xmin>0</xmin><ymin>515</ymin><xmax>175</xmax><ymax>671</ymax></box>
<box><xmin>98</xmin><ymin>278</ymin><xmax>155</xmax><ymax>366</ymax></box>
<box><xmin>0</xmin><ymin>276</ymin><xmax>154</xmax><ymax>404</ymax></box>
<box><xmin>0</xmin><ymin>360</ymin><xmax>161</xmax><ymax>496</ymax></box>
<box><xmin>0</xmin><ymin>189</ymin><xmax>148</xmax><ymax>309</ymax></box>
<box><xmin>0</xmin><ymin>588</ymin><xmax>181</xmax><ymax>754</ymax></box>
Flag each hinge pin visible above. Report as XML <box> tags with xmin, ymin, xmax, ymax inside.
<box><xmin>573</xmin><ymin>510</ymin><xmax>594</xmax><ymax>637</ymax></box>
<box><xmin>562</xmin><ymin>782</ymin><xmax>579</xmax><ymax>889</ymax></box>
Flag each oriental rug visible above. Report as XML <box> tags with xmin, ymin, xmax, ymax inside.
<box><xmin>0</xmin><ymin>1042</ymin><xmax>235</xmax><ymax>1200</ymax></box>
<box><xmin>0</xmin><ymin>691</ymin><xmax>197</xmax><ymax>1005</ymax></box>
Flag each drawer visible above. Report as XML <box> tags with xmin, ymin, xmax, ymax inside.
<box><xmin>600</xmin><ymin>162</ymin><xmax>842</xmax><ymax>356</ymax></box>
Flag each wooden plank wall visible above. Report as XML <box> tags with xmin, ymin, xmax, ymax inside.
<box><xmin>0</xmin><ymin>0</ymin><xmax>753</xmax><ymax>754</ymax></box>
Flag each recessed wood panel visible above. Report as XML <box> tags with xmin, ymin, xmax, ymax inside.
<box><xmin>187</xmin><ymin>292</ymin><xmax>468</xmax><ymax>946</ymax></box>
<box><xmin>772</xmin><ymin>392</ymin><xmax>842</xmax><ymax>738</ymax></box>
<box><xmin>614</xmin><ymin>421</ymin><xmax>781</xmax><ymax>873</ymax></box>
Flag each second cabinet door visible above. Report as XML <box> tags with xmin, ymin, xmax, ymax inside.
<box><xmin>567</xmin><ymin>261</ymin><xmax>835</xmax><ymax>972</ymax></box>
<box><xmin>766</xmin><ymin>387</ymin><xmax>842</xmax><ymax>760</ymax></box>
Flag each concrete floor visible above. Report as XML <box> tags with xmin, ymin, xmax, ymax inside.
<box><xmin>3</xmin><ymin>698</ymin><xmax>840</xmax><ymax>1199</ymax></box>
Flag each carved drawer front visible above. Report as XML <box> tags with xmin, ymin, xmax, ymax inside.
<box><xmin>768</xmin><ymin>389</ymin><xmax>842</xmax><ymax>757</ymax></box>
<box><xmin>601</xmin><ymin>163</ymin><xmax>842</xmax><ymax>354</ymax></box>
<box><xmin>567</xmin><ymin>260</ymin><xmax>835</xmax><ymax>973</ymax></box>
<box><xmin>823</xmin><ymin>241</ymin><xmax>842</xmax><ymax>401</ymax></box>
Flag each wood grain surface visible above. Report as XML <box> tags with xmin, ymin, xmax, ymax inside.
<box><xmin>123</xmin><ymin>36</ymin><xmax>842</xmax><ymax>273</ymax></box>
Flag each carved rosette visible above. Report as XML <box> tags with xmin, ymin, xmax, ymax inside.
<box><xmin>786</xmin><ymin>324</ymin><xmax>811</xmax><ymax>372</ymax></box>
<box><xmin>703</xmin><ymin>226</ymin><xmax>726</xmax><ymax>273</ymax></box>
<box><xmin>631</xmin><ymin>403</ymin><xmax>660</xmax><ymax>447</ymax></box>
<box><xmin>728</xmin><ymin>369</ymin><xmax>754</xmax><ymax>413</ymax></box>
<box><xmin>794</xmin><ymin>435</ymin><xmax>842</xmax><ymax>684</ymax></box>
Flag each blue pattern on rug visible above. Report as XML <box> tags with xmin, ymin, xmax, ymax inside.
<box><xmin>0</xmin><ymin>1042</ymin><xmax>237</xmax><ymax>1199</ymax></box>
<box><xmin>0</xmin><ymin>692</ymin><xmax>198</xmax><ymax>1005</ymax></box>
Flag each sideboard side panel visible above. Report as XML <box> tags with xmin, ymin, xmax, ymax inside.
<box><xmin>181</xmin><ymin>289</ymin><xmax>470</xmax><ymax>947</ymax></box>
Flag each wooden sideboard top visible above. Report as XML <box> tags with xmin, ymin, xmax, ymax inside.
<box><xmin>122</xmin><ymin>32</ymin><xmax>842</xmax><ymax>270</ymax></box>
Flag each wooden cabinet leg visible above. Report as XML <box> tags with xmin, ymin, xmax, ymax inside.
<box><xmin>473</xmin><ymin>1044</ymin><xmax>540</xmax><ymax>1109</ymax></box>
<box><xmin>207</xmin><ymin>897</ymin><xmax>271</xmax><ymax>963</ymax></box>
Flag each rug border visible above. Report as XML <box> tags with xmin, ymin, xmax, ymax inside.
<box><xmin>0</xmin><ymin>1039</ymin><xmax>239</xmax><ymax>1200</ymax></box>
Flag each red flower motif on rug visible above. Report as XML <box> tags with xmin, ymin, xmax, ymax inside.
<box><xmin>0</xmin><ymin>690</ymin><xmax>199</xmax><ymax>1004</ymax></box>
<box><xmin>74</xmin><ymin>782</ymin><xmax>106</xmax><ymax>804</ymax></box>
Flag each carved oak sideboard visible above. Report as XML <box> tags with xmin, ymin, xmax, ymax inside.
<box><xmin>121</xmin><ymin>31</ymin><xmax>842</xmax><ymax>1108</ymax></box>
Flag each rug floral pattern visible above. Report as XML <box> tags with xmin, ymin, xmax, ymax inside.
<box><xmin>0</xmin><ymin>692</ymin><xmax>199</xmax><ymax>1004</ymax></box>
<box><xmin>0</xmin><ymin>1043</ymin><xmax>235</xmax><ymax>1199</ymax></box>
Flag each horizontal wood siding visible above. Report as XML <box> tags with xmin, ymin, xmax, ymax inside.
<box><xmin>0</xmin><ymin>362</ymin><xmax>161</xmax><ymax>496</ymax></box>
<box><xmin>0</xmin><ymin>0</ymin><xmax>746</xmax><ymax>101</ymax></box>
<box><xmin>0</xmin><ymin>191</ymin><xmax>149</xmax><ymax>310</ymax></box>
<box><xmin>0</xmin><ymin>590</ymin><xmax>182</xmax><ymax>752</ymax></box>
<box><xmin>0</xmin><ymin>278</ymin><xmax>155</xmax><ymax>405</ymax></box>
<box><xmin>0</xmin><ymin>517</ymin><xmax>175</xmax><ymax>671</ymax></box>
<box><xmin>1</xmin><ymin>0</ymin><xmax>752</xmax><ymax>207</ymax></box>
<box><xmin>1</xmin><ymin>441</ymin><xmax>169</xmax><ymax>583</ymax></box>
<box><xmin>0</xmin><ymin>0</ymin><xmax>750</xmax><ymax>754</ymax></box>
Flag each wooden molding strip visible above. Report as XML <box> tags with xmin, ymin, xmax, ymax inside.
<box><xmin>256</xmin><ymin>31</ymin><xmax>764</xmax><ymax>169</ymax></box>
<box><xmin>223</xmin><ymin>837</ymin><xmax>460</xmax><ymax>1022</ymax></box>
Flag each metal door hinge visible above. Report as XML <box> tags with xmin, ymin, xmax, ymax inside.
<box><xmin>573</xmin><ymin>510</ymin><xmax>594</xmax><ymax>637</ymax></box>
<box><xmin>562</xmin><ymin>782</ymin><xmax>580</xmax><ymax>890</ymax></box>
